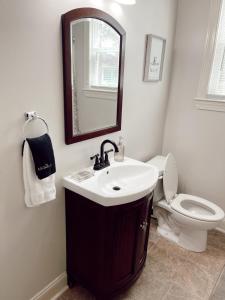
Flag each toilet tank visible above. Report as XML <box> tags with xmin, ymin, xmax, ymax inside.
<box><xmin>146</xmin><ymin>155</ymin><xmax>166</xmax><ymax>203</ymax></box>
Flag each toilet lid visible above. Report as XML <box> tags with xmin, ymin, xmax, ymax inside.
<box><xmin>163</xmin><ymin>153</ymin><xmax>178</xmax><ymax>203</ymax></box>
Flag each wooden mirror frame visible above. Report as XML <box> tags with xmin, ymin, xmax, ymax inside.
<box><xmin>62</xmin><ymin>8</ymin><xmax>126</xmax><ymax>144</ymax></box>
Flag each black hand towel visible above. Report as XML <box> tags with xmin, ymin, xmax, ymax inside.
<box><xmin>26</xmin><ymin>133</ymin><xmax>56</xmax><ymax>180</ymax></box>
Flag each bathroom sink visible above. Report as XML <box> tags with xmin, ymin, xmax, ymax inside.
<box><xmin>63</xmin><ymin>157</ymin><xmax>159</xmax><ymax>206</ymax></box>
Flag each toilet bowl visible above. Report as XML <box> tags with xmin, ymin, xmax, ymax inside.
<box><xmin>147</xmin><ymin>153</ymin><xmax>224</xmax><ymax>252</ymax></box>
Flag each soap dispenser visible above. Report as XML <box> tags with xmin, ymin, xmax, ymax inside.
<box><xmin>114</xmin><ymin>136</ymin><xmax>125</xmax><ymax>162</ymax></box>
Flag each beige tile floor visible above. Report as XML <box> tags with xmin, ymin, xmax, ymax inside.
<box><xmin>58</xmin><ymin>220</ymin><xmax>225</xmax><ymax>300</ymax></box>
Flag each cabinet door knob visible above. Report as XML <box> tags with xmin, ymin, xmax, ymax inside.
<box><xmin>140</xmin><ymin>221</ymin><xmax>148</xmax><ymax>231</ymax></box>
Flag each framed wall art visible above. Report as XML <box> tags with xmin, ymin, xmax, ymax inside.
<box><xmin>143</xmin><ymin>34</ymin><xmax>166</xmax><ymax>82</ymax></box>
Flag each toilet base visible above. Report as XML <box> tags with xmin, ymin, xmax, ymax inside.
<box><xmin>154</xmin><ymin>204</ymin><xmax>216</xmax><ymax>252</ymax></box>
<box><xmin>178</xmin><ymin>228</ymin><xmax>207</xmax><ymax>252</ymax></box>
<box><xmin>157</xmin><ymin>223</ymin><xmax>208</xmax><ymax>252</ymax></box>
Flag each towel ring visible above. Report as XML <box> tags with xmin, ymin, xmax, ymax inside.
<box><xmin>23</xmin><ymin>112</ymin><xmax>49</xmax><ymax>140</ymax></box>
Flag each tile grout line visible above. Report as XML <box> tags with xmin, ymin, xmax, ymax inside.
<box><xmin>208</xmin><ymin>263</ymin><xmax>225</xmax><ymax>299</ymax></box>
<box><xmin>161</xmin><ymin>283</ymin><xmax>174</xmax><ymax>300</ymax></box>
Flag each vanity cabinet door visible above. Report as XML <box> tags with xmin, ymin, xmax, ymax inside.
<box><xmin>109</xmin><ymin>202</ymin><xmax>143</xmax><ymax>287</ymax></box>
<box><xmin>135</xmin><ymin>196</ymin><xmax>152</xmax><ymax>271</ymax></box>
<box><xmin>109</xmin><ymin>195</ymin><xmax>152</xmax><ymax>288</ymax></box>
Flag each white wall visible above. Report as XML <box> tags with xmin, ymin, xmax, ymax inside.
<box><xmin>0</xmin><ymin>0</ymin><xmax>177</xmax><ymax>299</ymax></box>
<box><xmin>163</xmin><ymin>0</ymin><xmax>225</xmax><ymax>230</ymax></box>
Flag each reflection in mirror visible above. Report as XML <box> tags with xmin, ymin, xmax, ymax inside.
<box><xmin>71</xmin><ymin>18</ymin><xmax>120</xmax><ymax>136</ymax></box>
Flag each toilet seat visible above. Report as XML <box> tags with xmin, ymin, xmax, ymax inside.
<box><xmin>171</xmin><ymin>194</ymin><xmax>224</xmax><ymax>222</ymax></box>
<box><xmin>163</xmin><ymin>153</ymin><xmax>224</xmax><ymax>222</ymax></box>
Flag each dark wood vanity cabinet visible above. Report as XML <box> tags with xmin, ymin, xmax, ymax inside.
<box><xmin>65</xmin><ymin>189</ymin><xmax>153</xmax><ymax>299</ymax></box>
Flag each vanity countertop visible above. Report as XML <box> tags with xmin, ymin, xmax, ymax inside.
<box><xmin>63</xmin><ymin>157</ymin><xmax>158</xmax><ymax>206</ymax></box>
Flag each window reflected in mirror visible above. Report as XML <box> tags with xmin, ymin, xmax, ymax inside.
<box><xmin>71</xmin><ymin>18</ymin><xmax>120</xmax><ymax>136</ymax></box>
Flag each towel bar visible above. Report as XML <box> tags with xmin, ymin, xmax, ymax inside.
<box><xmin>23</xmin><ymin>111</ymin><xmax>49</xmax><ymax>139</ymax></box>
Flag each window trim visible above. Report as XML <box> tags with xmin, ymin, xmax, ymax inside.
<box><xmin>83</xmin><ymin>87</ymin><xmax>117</xmax><ymax>101</ymax></box>
<box><xmin>195</xmin><ymin>0</ymin><xmax>225</xmax><ymax>111</ymax></box>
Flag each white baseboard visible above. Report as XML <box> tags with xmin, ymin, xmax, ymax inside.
<box><xmin>30</xmin><ymin>272</ymin><xmax>68</xmax><ymax>300</ymax></box>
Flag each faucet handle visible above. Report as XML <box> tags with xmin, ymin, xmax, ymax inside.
<box><xmin>90</xmin><ymin>153</ymin><xmax>99</xmax><ymax>160</ymax></box>
<box><xmin>104</xmin><ymin>149</ymin><xmax>113</xmax><ymax>154</ymax></box>
<box><xmin>104</xmin><ymin>149</ymin><xmax>113</xmax><ymax>166</ymax></box>
<box><xmin>105</xmin><ymin>149</ymin><xmax>113</xmax><ymax>154</ymax></box>
<box><xmin>90</xmin><ymin>154</ymin><xmax>101</xmax><ymax>170</ymax></box>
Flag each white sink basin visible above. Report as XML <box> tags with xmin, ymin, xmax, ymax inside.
<box><xmin>63</xmin><ymin>157</ymin><xmax>159</xmax><ymax>206</ymax></box>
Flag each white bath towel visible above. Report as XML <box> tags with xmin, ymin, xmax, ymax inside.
<box><xmin>23</xmin><ymin>140</ymin><xmax>56</xmax><ymax>207</ymax></box>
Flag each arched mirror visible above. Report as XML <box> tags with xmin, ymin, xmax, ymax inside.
<box><xmin>62</xmin><ymin>8</ymin><xmax>126</xmax><ymax>144</ymax></box>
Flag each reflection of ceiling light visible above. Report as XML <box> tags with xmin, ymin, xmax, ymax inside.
<box><xmin>115</xmin><ymin>0</ymin><xmax>136</xmax><ymax>5</ymax></box>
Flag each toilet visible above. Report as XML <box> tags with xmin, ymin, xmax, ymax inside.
<box><xmin>147</xmin><ymin>153</ymin><xmax>224</xmax><ymax>252</ymax></box>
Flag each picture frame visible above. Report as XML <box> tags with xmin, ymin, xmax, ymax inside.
<box><xmin>143</xmin><ymin>34</ymin><xmax>166</xmax><ymax>82</ymax></box>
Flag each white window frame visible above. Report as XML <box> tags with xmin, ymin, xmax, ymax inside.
<box><xmin>195</xmin><ymin>0</ymin><xmax>225</xmax><ymax>112</ymax></box>
<box><xmin>82</xmin><ymin>20</ymin><xmax>118</xmax><ymax>101</ymax></box>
